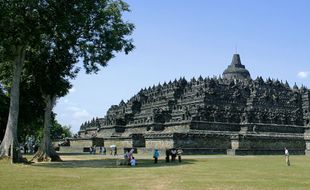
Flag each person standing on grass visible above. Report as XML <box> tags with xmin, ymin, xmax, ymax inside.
<box><xmin>93</xmin><ymin>145</ymin><xmax>96</xmax><ymax>155</ymax></box>
<box><xmin>153</xmin><ymin>149</ymin><xmax>159</xmax><ymax>164</ymax></box>
<box><xmin>165</xmin><ymin>149</ymin><xmax>170</xmax><ymax>163</ymax></box>
<box><xmin>171</xmin><ymin>148</ymin><xmax>177</xmax><ymax>162</ymax></box>
<box><xmin>114</xmin><ymin>147</ymin><xmax>118</xmax><ymax>156</ymax></box>
<box><xmin>124</xmin><ymin>150</ymin><xmax>129</xmax><ymax>165</ymax></box>
<box><xmin>285</xmin><ymin>147</ymin><xmax>290</xmax><ymax>166</ymax></box>
<box><xmin>102</xmin><ymin>147</ymin><xmax>106</xmax><ymax>155</ymax></box>
<box><xmin>177</xmin><ymin>148</ymin><xmax>183</xmax><ymax>162</ymax></box>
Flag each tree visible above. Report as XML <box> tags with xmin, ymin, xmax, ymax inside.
<box><xmin>0</xmin><ymin>0</ymin><xmax>44</xmax><ymax>162</ymax></box>
<box><xmin>27</xmin><ymin>0</ymin><xmax>134</xmax><ymax>162</ymax></box>
<box><xmin>17</xmin><ymin>76</ymin><xmax>45</xmax><ymax>144</ymax></box>
<box><xmin>0</xmin><ymin>58</ymin><xmax>47</xmax><ymax>144</ymax></box>
<box><xmin>0</xmin><ymin>57</ymin><xmax>69</xmax><ymax>147</ymax></box>
<box><xmin>51</xmin><ymin>121</ymin><xmax>72</xmax><ymax>139</ymax></box>
<box><xmin>0</xmin><ymin>83</ymin><xmax>9</xmax><ymax>141</ymax></box>
<box><xmin>28</xmin><ymin>34</ymin><xmax>77</xmax><ymax>162</ymax></box>
<box><xmin>0</xmin><ymin>0</ymin><xmax>134</xmax><ymax>162</ymax></box>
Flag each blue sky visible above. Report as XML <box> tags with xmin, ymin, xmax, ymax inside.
<box><xmin>54</xmin><ymin>0</ymin><xmax>310</xmax><ymax>133</ymax></box>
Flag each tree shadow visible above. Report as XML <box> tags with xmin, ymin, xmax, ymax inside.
<box><xmin>31</xmin><ymin>157</ymin><xmax>196</xmax><ymax>169</ymax></box>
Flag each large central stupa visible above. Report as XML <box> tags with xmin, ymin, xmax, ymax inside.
<box><xmin>223</xmin><ymin>54</ymin><xmax>251</xmax><ymax>80</ymax></box>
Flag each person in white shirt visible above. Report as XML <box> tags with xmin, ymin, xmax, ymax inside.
<box><xmin>284</xmin><ymin>147</ymin><xmax>290</xmax><ymax>166</ymax></box>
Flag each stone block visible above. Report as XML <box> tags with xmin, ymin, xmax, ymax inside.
<box><xmin>227</xmin><ymin>149</ymin><xmax>236</xmax><ymax>155</ymax></box>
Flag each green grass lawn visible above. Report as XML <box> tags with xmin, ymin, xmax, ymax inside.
<box><xmin>0</xmin><ymin>155</ymin><xmax>310</xmax><ymax>190</ymax></box>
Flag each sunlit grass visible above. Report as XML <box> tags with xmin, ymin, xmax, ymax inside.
<box><xmin>1</xmin><ymin>155</ymin><xmax>310</xmax><ymax>190</ymax></box>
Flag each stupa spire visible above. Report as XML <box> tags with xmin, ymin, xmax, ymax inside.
<box><xmin>231</xmin><ymin>54</ymin><xmax>242</xmax><ymax>66</ymax></box>
<box><xmin>223</xmin><ymin>54</ymin><xmax>251</xmax><ymax>80</ymax></box>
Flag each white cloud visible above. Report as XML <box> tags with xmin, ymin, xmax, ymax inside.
<box><xmin>63</xmin><ymin>99</ymin><xmax>69</xmax><ymax>103</ymax></box>
<box><xmin>73</xmin><ymin>109</ymin><xmax>91</xmax><ymax>119</ymax></box>
<box><xmin>56</xmin><ymin>105</ymin><xmax>92</xmax><ymax>133</ymax></box>
<box><xmin>297</xmin><ymin>71</ymin><xmax>309</xmax><ymax>79</ymax></box>
<box><xmin>66</xmin><ymin>106</ymin><xmax>91</xmax><ymax>119</ymax></box>
<box><xmin>66</xmin><ymin>106</ymin><xmax>81</xmax><ymax>112</ymax></box>
<box><xmin>69</xmin><ymin>87</ymin><xmax>76</xmax><ymax>93</ymax></box>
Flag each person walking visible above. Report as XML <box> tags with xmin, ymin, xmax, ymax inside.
<box><xmin>153</xmin><ymin>149</ymin><xmax>159</xmax><ymax>164</ymax></box>
<box><xmin>285</xmin><ymin>147</ymin><xmax>290</xmax><ymax>166</ymax></box>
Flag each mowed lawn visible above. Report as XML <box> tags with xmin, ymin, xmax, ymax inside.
<box><xmin>0</xmin><ymin>155</ymin><xmax>310</xmax><ymax>190</ymax></box>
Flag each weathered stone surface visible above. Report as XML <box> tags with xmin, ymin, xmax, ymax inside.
<box><xmin>72</xmin><ymin>54</ymin><xmax>310</xmax><ymax>155</ymax></box>
<box><xmin>223</xmin><ymin>54</ymin><xmax>251</xmax><ymax>80</ymax></box>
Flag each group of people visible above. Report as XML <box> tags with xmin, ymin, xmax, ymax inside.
<box><xmin>110</xmin><ymin>147</ymin><xmax>117</xmax><ymax>156</ymax></box>
<box><xmin>89</xmin><ymin>145</ymin><xmax>105</xmax><ymax>155</ymax></box>
<box><xmin>104</xmin><ymin>146</ymin><xmax>291</xmax><ymax>167</ymax></box>
<box><xmin>89</xmin><ymin>146</ymin><xmax>97</xmax><ymax>154</ymax></box>
<box><xmin>124</xmin><ymin>148</ymin><xmax>136</xmax><ymax>166</ymax></box>
<box><xmin>153</xmin><ymin>148</ymin><xmax>183</xmax><ymax>164</ymax></box>
<box><xmin>89</xmin><ymin>146</ymin><xmax>119</xmax><ymax>155</ymax></box>
<box><xmin>170</xmin><ymin>148</ymin><xmax>183</xmax><ymax>162</ymax></box>
<box><xmin>156</xmin><ymin>147</ymin><xmax>290</xmax><ymax>166</ymax></box>
<box><xmin>122</xmin><ymin>147</ymin><xmax>184</xmax><ymax>166</ymax></box>
<box><xmin>99</xmin><ymin>146</ymin><xmax>106</xmax><ymax>154</ymax></box>
<box><xmin>20</xmin><ymin>137</ymin><xmax>39</xmax><ymax>154</ymax></box>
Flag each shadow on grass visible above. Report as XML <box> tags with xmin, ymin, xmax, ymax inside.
<box><xmin>32</xmin><ymin>158</ymin><xmax>196</xmax><ymax>169</ymax></box>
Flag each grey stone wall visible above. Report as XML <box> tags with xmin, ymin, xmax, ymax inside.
<box><xmin>174</xmin><ymin>134</ymin><xmax>231</xmax><ymax>149</ymax></box>
<box><xmin>145</xmin><ymin>138</ymin><xmax>174</xmax><ymax>149</ymax></box>
<box><xmin>69</xmin><ymin>138</ymin><xmax>104</xmax><ymax>149</ymax></box>
<box><xmin>104</xmin><ymin>138</ymin><xmax>133</xmax><ymax>149</ymax></box>
<box><xmin>237</xmin><ymin>136</ymin><xmax>305</xmax><ymax>150</ymax></box>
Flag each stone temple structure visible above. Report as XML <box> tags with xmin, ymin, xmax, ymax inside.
<box><xmin>71</xmin><ymin>54</ymin><xmax>310</xmax><ymax>155</ymax></box>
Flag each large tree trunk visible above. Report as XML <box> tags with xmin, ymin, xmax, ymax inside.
<box><xmin>31</xmin><ymin>95</ymin><xmax>61</xmax><ymax>162</ymax></box>
<box><xmin>0</xmin><ymin>46</ymin><xmax>26</xmax><ymax>163</ymax></box>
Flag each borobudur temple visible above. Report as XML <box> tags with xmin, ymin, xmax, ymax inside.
<box><xmin>70</xmin><ymin>54</ymin><xmax>310</xmax><ymax>155</ymax></box>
